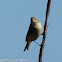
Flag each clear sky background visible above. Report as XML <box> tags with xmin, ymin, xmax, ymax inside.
<box><xmin>0</xmin><ymin>0</ymin><xmax>62</xmax><ymax>62</ymax></box>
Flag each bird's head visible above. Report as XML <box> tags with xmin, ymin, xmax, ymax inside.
<box><xmin>31</xmin><ymin>17</ymin><xmax>39</xmax><ymax>23</ymax></box>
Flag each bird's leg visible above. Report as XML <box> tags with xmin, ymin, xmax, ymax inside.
<box><xmin>41</xmin><ymin>32</ymin><xmax>44</xmax><ymax>35</ymax></box>
<box><xmin>33</xmin><ymin>41</ymin><xmax>41</xmax><ymax>46</ymax></box>
<box><xmin>41</xmin><ymin>32</ymin><xmax>47</xmax><ymax>35</ymax></box>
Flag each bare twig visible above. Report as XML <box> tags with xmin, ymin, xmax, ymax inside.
<box><xmin>39</xmin><ymin>0</ymin><xmax>51</xmax><ymax>62</ymax></box>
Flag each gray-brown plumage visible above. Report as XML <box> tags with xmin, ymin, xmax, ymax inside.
<box><xmin>24</xmin><ymin>17</ymin><xmax>43</xmax><ymax>51</ymax></box>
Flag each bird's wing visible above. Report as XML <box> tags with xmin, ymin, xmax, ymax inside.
<box><xmin>26</xmin><ymin>23</ymin><xmax>33</xmax><ymax>42</ymax></box>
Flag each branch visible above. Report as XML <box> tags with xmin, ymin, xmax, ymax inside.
<box><xmin>39</xmin><ymin>0</ymin><xmax>51</xmax><ymax>62</ymax></box>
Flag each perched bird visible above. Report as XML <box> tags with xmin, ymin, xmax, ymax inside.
<box><xmin>24</xmin><ymin>17</ymin><xmax>43</xmax><ymax>51</ymax></box>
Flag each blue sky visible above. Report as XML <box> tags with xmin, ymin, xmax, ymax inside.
<box><xmin>0</xmin><ymin>0</ymin><xmax>62</xmax><ymax>62</ymax></box>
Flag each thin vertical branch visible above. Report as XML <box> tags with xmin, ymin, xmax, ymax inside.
<box><xmin>39</xmin><ymin>0</ymin><xmax>51</xmax><ymax>62</ymax></box>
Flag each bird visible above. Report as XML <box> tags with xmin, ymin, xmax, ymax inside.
<box><xmin>24</xmin><ymin>17</ymin><xmax>43</xmax><ymax>51</ymax></box>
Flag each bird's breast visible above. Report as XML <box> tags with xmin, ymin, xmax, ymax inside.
<box><xmin>33</xmin><ymin>22</ymin><xmax>43</xmax><ymax>36</ymax></box>
<box><xmin>28</xmin><ymin>22</ymin><xmax>43</xmax><ymax>41</ymax></box>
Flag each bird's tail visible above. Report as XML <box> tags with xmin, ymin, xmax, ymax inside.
<box><xmin>24</xmin><ymin>41</ymin><xmax>31</xmax><ymax>51</ymax></box>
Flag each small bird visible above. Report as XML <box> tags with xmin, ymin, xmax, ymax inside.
<box><xmin>24</xmin><ymin>17</ymin><xmax>43</xmax><ymax>51</ymax></box>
